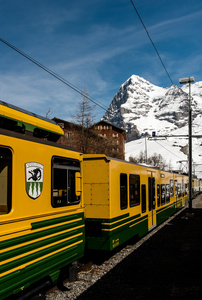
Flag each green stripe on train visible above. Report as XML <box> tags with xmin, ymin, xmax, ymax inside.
<box><xmin>156</xmin><ymin>200</ymin><xmax>184</xmax><ymax>225</ymax></box>
<box><xmin>86</xmin><ymin>215</ymin><xmax>148</xmax><ymax>251</ymax></box>
<box><xmin>102</xmin><ymin>213</ymin><xmax>141</xmax><ymax>230</ymax></box>
<box><xmin>0</xmin><ymin>212</ymin><xmax>85</xmax><ymax>300</ymax></box>
<box><xmin>31</xmin><ymin>212</ymin><xmax>84</xmax><ymax>230</ymax></box>
<box><xmin>100</xmin><ymin>213</ymin><xmax>129</xmax><ymax>224</ymax></box>
<box><xmin>0</xmin><ymin>212</ymin><xmax>84</xmax><ymax>250</ymax></box>
<box><xmin>0</xmin><ymin>241</ymin><xmax>84</xmax><ymax>299</ymax></box>
<box><xmin>0</xmin><ymin>232</ymin><xmax>84</xmax><ymax>274</ymax></box>
<box><xmin>1</xmin><ymin>228</ymin><xmax>82</xmax><ymax>262</ymax></box>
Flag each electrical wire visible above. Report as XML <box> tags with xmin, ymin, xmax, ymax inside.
<box><xmin>152</xmin><ymin>139</ymin><xmax>185</xmax><ymax>161</ymax></box>
<box><xmin>0</xmin><ymin>37</ymin><xmax>111</xmax><ymax>114</ymax></box>
<box><xmin>130</xmin><ymin>0</ymin><xmax>174</xmax><ymax>85</ymax></box>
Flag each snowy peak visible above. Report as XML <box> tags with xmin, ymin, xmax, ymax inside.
<box><xmin>105</xmin><ymin>75</ymin><xmax>202</xmax><ymax>177</ymax></box>
<box><xmin>155</xmin><ymin>85</ymin><xmax>189</xmax><ymax>128</ymax></box>
<box><xmin>103</xmin><ymin>75</ymin><xmax>202</xmax><ymax>141</ymax></box>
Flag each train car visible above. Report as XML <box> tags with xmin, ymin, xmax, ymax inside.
<box><xmin>192</xmin><ymin>178</ymin><xmax>201</xmax><ymax>196</ymax></box>
<box><xmin>173</xmin><ymin>172</ymin><xmax>189</xmax><ymax>209</ymax></box>
<box><xmin>199</xmin><ymin>180</ymin><xmax>202</xmax><ymax>193</ymax></box>
<box><xmin>83</xmin><ymin>154</ymin><xmax>189</xmax><ymax>251</ymax></box>
<box><xmin>0</xmin><ymin>102</ymin><xmax>85</xmax><ymax>300</ymax></box>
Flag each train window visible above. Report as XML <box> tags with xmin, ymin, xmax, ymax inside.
<box><xmin>129</xmin><ymin>174</ymin><xmax>140</xmax><ymax>207</ymax></box>
<box><xmin>161</xmin><ymin>184</ymin><xmax>165</xmax><ymax>205</ymax></box>
<box><xmin>157</xmin><ymin>184</ymin><xmax>160</xmax><ymax>207</ymax></box>
<box><xmin>175</xmin><ymin>180</ymin><xmax>178</xmax><ymax>196</ymax></box>
<box><xmin>52</xmin><ymin>156</ymin><xmax>80</xmax><ymax>207</ymax></box>
<box><xmin>178</xmin><ymin>184</ymin><xmax>182</xmax><ymax>197</ymax></box>
<box><xmin>182</xmin><ymin>179</ymin><xmax>185</xmax><ymax>196</ymax></box>
<box><xmin>185</xmin><ymin>181</ymin><xmax>188</xmax><ymax>195</ymax></box>
<box><xmin>0</xmin><ymin>148</ymin><xmax>12</xmax><ymax>214</ymax></box>
<box><xmin>148</xmin><ymin>177</ymin><xmax>155</xmax><ymax>211</ymax></box>
<box><xmin>166</xmin><ymin>184</ymin><xmax>170</xmax><ymax>203</ymax></box>
<box><xmin>170</xmin><ymin>180</ymin><xmax>173</xmax><ymax>197</ymax></box>
<box><xmin>120</xmin><ymin>173</ymin><xmax>127</xmax><ymax>210</ymax></box>
<box><xmin>141</xmin><ymin>184</ymin><xmax>146</xmax><ymax>213</ymax></box>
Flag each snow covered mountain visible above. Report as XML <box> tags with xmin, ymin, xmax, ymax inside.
<box><xmin>103</xmin><ymin>75</ymin><xmax>202</xmax><ymax>177</ymax></box>
<box><xmin>104</xmin><ymin>75</ymin><xmax>202</xmax><ymax>140</ymax></box>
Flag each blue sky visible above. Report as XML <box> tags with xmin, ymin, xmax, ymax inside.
<box><xmin>0</xmin><ymin>0</ymin><xmax>202</xmax><ymax>121</ymax></box>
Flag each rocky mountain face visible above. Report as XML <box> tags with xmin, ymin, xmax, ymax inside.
<box><xmin>103</xmin><ymin>75</ymin><xmax>202</xmax><ymax>142</ymax></box>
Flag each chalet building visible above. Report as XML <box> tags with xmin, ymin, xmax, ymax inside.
<box><xmin>53</xmin><ymin>118</ymin><xmax>126</xmax><ymax>159</ymax></box>
<box><xmin>91</xmin><ymin>120</ymin><xmax>126</xmax><ymax>159</ymax></box>
<box><xmin>52</xmin><ymin>117</ymin><xmax>81</xmax><ymax>148</ymax></box>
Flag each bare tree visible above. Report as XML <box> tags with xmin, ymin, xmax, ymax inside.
<box><xmin>129</xmin><ymin>152</ymin><xmax>168</xmax><ymax>170</ymax></box>
<box><xmin>45</xmin><ymin>107</ymin><xmax>52</xmax><ymax>119</ymax></box>
<box><xmin>73</xmin><ymin>89</ymin><xmax>96</xmax><ymax>153</ymax></box>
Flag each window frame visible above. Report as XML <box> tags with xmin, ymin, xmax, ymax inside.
<box><xmin>120</xmin><ymin>173</ymin><xmax>128</xmax><ymax>210</ymax></box>
<box><xmin>148</xmin><ymin>177</ymin><xmax>155</xmax><ymax>211</ymax></box>
<box><xmin>182</xmin><ymin>179</ymin><xmax>185</xmax><ymax>196</ymax></box>
<box><xmin>157</xmin><ymin>184</ymin><xmax>160</xmax><ymax>207</ymax></box>
<box><xmin>161</xmin><ymin>184</ymin><xmax>165</xmax><ymax>205</ymax></box>
<box><xmin>170</xmin><ymin>179</ymin><xmax>174</xmax><ymax>197</ymax></box>
<box><xmin>166</xmin><ymin>184</ymin><xmax>170</xmax><ymax>203</ymax></box>
<box><xmin>175</xmin><ymin>180</ymin><xmax>178</xmax><ymax>196</ymax></box>
<box><xmin>185</xmin><ymin>181</ymin><xmax>188</xmax><ymax>195</ymax></box>
<box><xmin>178</xmin><ymin>183</ymin><xmax>182</xmax><ymax>197</ymax></box>
<box><xmin>141</xmin><ymin>184</ymin><xmax>146</xmax><ymax>213</ymax></box>
<box><xmin>51</xmin><ymin>156</ymin><xmax>81</xmax><ymax>208</ymax></box>
<box><xmin>129</xmin><ymin>174</ymin><xmax>140</xmax><ymax>207</ymax></box>
<box><xmin>0</xmin><ymin>147</ymin><xmax>12</xmax><ymax>214</ymax></box>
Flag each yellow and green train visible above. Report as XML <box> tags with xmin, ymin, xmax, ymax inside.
<box><xmin>0</xmin><ymin>101</ymin><xmax>195</xmax><ymax>299</ymax></box>
<box><xmin>83</xmin><ymin>154</ymin><xmax>189</xmax><ymax>251</ymax></box>
<box><xmin>0</xmin><ymin>102</ymin><xmax>84</xmax><ymax>299</ymax></box>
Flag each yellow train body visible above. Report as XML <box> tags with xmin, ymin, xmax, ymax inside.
<box><xmin>0</xmin><ymin>128</ymin><xmax>85</xmax><ymax>299</ymax></box>
<box><xmin>83</xmin><ymin>154</ymin><xmax>189</xmax><ymax>250</ymax></box>
<box><xmin>0</xmin><ymin>101</ymin><xmax>64</xmax><ymax>140</ymax></box>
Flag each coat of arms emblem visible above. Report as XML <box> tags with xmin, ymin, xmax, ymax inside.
<box><xmin>25</xmin><ymin>162</ymin><xmax>44</xmax><ymax>199</ymax></box>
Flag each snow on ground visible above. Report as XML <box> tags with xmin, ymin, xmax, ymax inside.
<box><xmin>125</xmin><ymin>137</ymin><xmax>187</xmax><ymax>172</ymax></box>
<box><xmin>125</xmin><ymin>133</ymin><xmax>202</xmax><ymax>178</ymax></box>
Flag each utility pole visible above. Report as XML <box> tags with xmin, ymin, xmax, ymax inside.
<box><xmin>145</xmin><ymin>136</ymin><xmax>147</xmax><ymax>164</ymax></box>
<box><xmin>149</xmin><ymin>76</ymin><xmax>195</xmax><ymax>214</ymax></box>
<box><xmin>179</xmin><ymin>76</ymin><xmax>195</xmax><ymax>213</ymax></box>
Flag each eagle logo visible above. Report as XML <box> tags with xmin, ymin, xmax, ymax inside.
<box><xmin>25</xmin><ymin>162</ymin><xmax>44</xmax><ymax>199</ymax></box>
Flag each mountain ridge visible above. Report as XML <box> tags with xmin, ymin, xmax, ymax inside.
<box><xmin>103</xmin><ymin>75</ymin><xmax>202</xmax><ymax>176</ymax></box>
<box><xmin>103</xmin><ymin>75</ymin><xmax>202</xmax><ymax>141</ymax></box>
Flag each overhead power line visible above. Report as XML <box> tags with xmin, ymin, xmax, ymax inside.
<box><xmin>154</xmin><ymin>140</ymin><xmax>183</xmax><ymax>161</ymax></box>
<box><xmin>0</xmin><ymin>37</ymin><xmax>110</xmax><ymax>113</ymax></box>
<box><xmin>130</xmin><ymin>0</ymin><xmax>174</xmax><ymax>85</ymax></box>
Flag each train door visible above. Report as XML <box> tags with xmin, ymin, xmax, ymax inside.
<box><xmin>148</xmin><ymin>172</ymin><xmax>156</xmax><ymax>230</ymax></box>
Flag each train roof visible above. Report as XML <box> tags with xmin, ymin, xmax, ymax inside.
<box><xmin>0</xmin><ymin>100</ymin><xmax>64</xmax><ymax>142</ymax></box>
<box><xmin>83</xmin><ymin>154</ymin><xmax>189</xmax><ymax>176</ymax></box>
